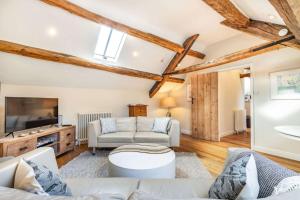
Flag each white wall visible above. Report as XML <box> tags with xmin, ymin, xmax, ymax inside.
<box><xmin>169</xmin><ymin>81</ymin><xmax>192</xmax><ymax>135</ymax></box>
<box><xmin>0</xmin><ymin>84</ymin><xmax>167</xmax><ymax>136</ymax></box>
<box><xmin>253</xmin><ymin>64</ymin><xmax>300</xmax><ymax>161</ymax></box>
<box><xmin>218</xmin><ymin>70</ymin><xmax>244</xmax><ymax>137</ymax></box>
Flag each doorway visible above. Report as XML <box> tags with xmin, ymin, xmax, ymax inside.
<box><xmin>190</xmin><ymin>67</ymin><xmax>253</xmax><ymax>148</ymax></box>
<box><xmin>218</xmin><ymin>67</ymin><xmax>252</xmax><ymax>147</ymax></box>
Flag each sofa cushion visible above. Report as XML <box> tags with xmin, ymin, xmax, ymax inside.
<box><xmin>137</xmin><ymin>117</ymin><xmax>155</xmax><ymax>132</ymax></box>
<box><xmin>138</xmin><ymin>178</ymin><xmax>214</xmax><ymax>199</ymax></box>
<box><xmin>0</xmin><ymin>186</ymin><xmax>128</xmax><ymax>200</ymax></box>
<box><xmin>65</xmin><ymin>178</ymin><xmax>139</xmax><ymax>199</ymax></box>
<box><xmin>116</xmin><ymin>117</ymin><xmax>136</xmax><ymax>132</ymax></box>
<box><xmin>98</xmin><ymin>132</ymin><xmax>135</xmax><ymax>143</ymax></box>
<box><xmin>129</xmin><ymin>191</ymin><xmax>214</xmax><ymax>200</ymax></box>
<box><xmin>134</xmin><ymin>132</ymin><xmax>169</xmax><ymax>143</ymax></box>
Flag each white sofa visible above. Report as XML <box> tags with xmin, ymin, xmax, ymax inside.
<box><xmin>88</xmin><ymin>117</ymin><xmax>180</xmax><ymax>153</ymax></box>
<box><xmin>0</xmin><ymin>147</ymin><xmax>299</xmax><ymax>200</ymax></box>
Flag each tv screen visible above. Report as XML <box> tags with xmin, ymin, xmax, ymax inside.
<box><xmin>5</xmin><ymin>97</ymin><xmax>58</xmax><ymax>133</ymax></box>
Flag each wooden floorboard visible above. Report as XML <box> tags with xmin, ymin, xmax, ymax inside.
<box><xmin>57</xmin><ymin>133</ymin><xmax>300</xmax><ymax>177</ymax></box>
<box><xmin>56</xmin><ymin>144</ymin><xmax>88</xmax><ymax>168</ymax></box>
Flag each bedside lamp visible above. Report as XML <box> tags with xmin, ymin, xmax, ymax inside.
<box><xmin>160</xmin><ymin>96</ymin><xmax>176</xmax><ymax>117</ymax></box>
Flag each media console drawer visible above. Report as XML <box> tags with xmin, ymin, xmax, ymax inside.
<box><xmin>60</xmin><ymin>128</ymin><xmax>75</xmax><ymax>142</ymax></box>
<box><xmin>59</xmin><ymin>141</ymin><xmax>75</xmax><ymax>153</ymax></box>
<box><xmin>6</xmin><ymin>138</ymin><xmax>37</xmax><ymax>157</ymax></box>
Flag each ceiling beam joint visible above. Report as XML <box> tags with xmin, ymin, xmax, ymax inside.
<box><xmin>149</xmin><ymin>34</ymin><xmax>199</xmax><ymax>98</ymax></box>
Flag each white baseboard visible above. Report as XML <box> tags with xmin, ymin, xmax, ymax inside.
<box><xmin>220</xmin><ymin>130</ymin><xmax>235</xmax><ymax>137</ymax></box>
<box><xmin>181</xmin><ymin>129</ymin><xmax>191</xmax><ymax>135</ymax></box>
<box><xmin>253</xmin><ymin>145</ymin><xmax>300</xmax><ymax>161</ymax></box>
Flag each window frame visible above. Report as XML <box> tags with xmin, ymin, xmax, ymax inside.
<box><xmin>94</xmin><ymin>26</ymin><xmax>126</xmax><ymax>62</ymax></box>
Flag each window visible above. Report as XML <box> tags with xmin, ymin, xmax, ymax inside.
<box><xmin>94</xmin><ymin>25</ymin><xmax>126</xmax><ymax>62</ymax></box>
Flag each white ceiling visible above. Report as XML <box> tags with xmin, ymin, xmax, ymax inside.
<box><xmin>70</xmin><ymin>0</ymin><xmax>242</xmax><ymax>46</ymax></box>
<box><xmin>232</xmin><ymin>0</ymin><xmax>285</xmax><ymax>25</ymax></box>
<box><xmin>0</xmin><ymin>0</ymin><xmax>286</xmax><ymax>91</ymax></box>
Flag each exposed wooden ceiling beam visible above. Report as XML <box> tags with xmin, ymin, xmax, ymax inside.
<box><xmin>165</xmin><ymin>77</ymin><xmax>185</xmax><ymax>83</ymax></box>
<box><xmin>149</xmin><ymin>34</ymin><xmax>199</xmax><ymax>98</ymax></box>
<box><xmin>40</xmin><ymin>0</ymin><xmax>206</xmax><ymax>59</ymax></box>
<box><xmin>164</xmin><ymin>34</ymin><xmax>200</xmax><ymax>74</ymax></box>
<box><xmin>202</xmin><ymin>0</ymin><xmax>250</xmax><ymax>27</ymax></box>
<box><xmin>240</xmin><ymin>73</ymin><xmax>250</xmax><ymax>78</ymax></box>
<box><xmin>203</xmin><ymin>0</ymin><xmax>300</xmax><ymax>50</ymax></box>
<box><xmin>0</xmin><ymin>40</ymin><xmax>183</xmax><ymax>83</ymax></box>
<box><xmin>222</xmin><ymin>19</ymin><xmax>300</xmax><ymax>50</ymax></box>
<box><xmin>167</xmin><ymin>40</ymin><xmax>287</xmax><ymax>75</ymax></box>
<box><xmin>269</xmin><ymin>0</ymin><xmax>300</xmax><ymax>42</ymax></box>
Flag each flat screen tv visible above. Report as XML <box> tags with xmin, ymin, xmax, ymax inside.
<box><xmin>5</xmin><ymin>97</ymin><xmax>58</xmax><ymax>133</ymax></box>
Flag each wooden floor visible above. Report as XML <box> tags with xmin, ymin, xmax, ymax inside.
<box><xmin>178</xmin><ymin>133</ymin><xmax>300</xmax><ymax>176</ymax></box>
<box><xmin>57</xmin><ymin>133</ymin><xmax>300</xmax><ymax>177</ymax></box>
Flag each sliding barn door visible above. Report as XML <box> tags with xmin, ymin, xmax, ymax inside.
<box><xmin>191</xmin><ymin>72</ymin><xmax>219</xmax><ymax>141</ymax></box>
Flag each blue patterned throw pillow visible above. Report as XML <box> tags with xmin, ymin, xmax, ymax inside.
<box><xmin>26</xmin><ymin>160</ymin><xmax>72</xmax><ymax>196</ymax></box>
<box><xmin>209</xmin><ymin>154</ymin><xmax>259</xmax><ymax>200</ymax></box>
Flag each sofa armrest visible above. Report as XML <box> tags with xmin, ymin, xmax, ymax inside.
<box><xmin>168</xmin><ymin>120</ymin><xmax>180</xmax><ymax>147</ymax></box>
<box><xmin>88</xmin><ymin>120</ymin><xmax>101</xmax><ymax>147</ymax></box>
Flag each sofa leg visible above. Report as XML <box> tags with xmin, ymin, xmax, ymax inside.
<box><xmin>92</xmin><ymin>147</ymin><xmax>96</xmax><ymax>155</ymax></box>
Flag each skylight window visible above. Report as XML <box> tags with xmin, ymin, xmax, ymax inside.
<box><xmin>94</xmin><ymin>25</ymin><xmax>126</xmax><ymax>62</ymax></box>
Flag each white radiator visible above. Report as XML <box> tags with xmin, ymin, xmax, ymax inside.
<box><xmin>77</xmin><ymin>112</ymin><xmax>111</xmax><ymax>142</ymax></box>
<box><xmin>234</xmin><ymin>109</ymin><xmax>246</xmax><ymax>132</ymax></box>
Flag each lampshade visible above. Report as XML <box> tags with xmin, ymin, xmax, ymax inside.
<box><xmin>160</xmin><ymin>96</ymin><xmax>176</xmax><ymax>108</ymax></box>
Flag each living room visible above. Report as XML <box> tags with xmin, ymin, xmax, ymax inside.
<box><xmin>0</xmin><ymin>0</ymin><xmax>300</xmax><ymax>199</ymax></box>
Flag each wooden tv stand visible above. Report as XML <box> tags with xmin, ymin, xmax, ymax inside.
<box><xmin>0</xmin><ymin>126</ymin><xmax>75</xmax><ymax>157</ymax></box>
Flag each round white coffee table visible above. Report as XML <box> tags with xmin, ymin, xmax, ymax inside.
<box><xmin>108</xmin><ymin>144</ymin><xmax>176</xmax><ymax>179</ymax></box>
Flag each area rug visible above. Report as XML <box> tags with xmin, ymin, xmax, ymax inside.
<box><xmin>59</xmin><ymin>150</ymin><xmax>212</xmax><ymax>179</ymax></box>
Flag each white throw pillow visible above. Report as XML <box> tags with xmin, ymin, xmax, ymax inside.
<box><xmin>152</xmin><ymin>117</ymin><xmax>171</xmax><ymax>134</ymax></box>
<box><xmin>100</xmin><ymin>118</ymin><xmax>117</xmax><ymax>134</ymax></box>
<box><xmin>14</xmin><ymin>159</ymin><xmax>47</xmax><ymax>196</ymax></box>
<box><xmin>116</xmin><ymin>117</ymin><xmax>136</xmax><ymax>132</ymax></box>
<box><xmin>272</xmin><ymin>176</ymin><xmax>300</xmax><ymax>196</ymax></box>
<box><xmin>137</xmin><ymin>117</ymin><xmax>155</xmax><ymax>132</ymax></box>
<box><xmin>236</xmin><ymin>154</ymin><xmax>260</xmax><ymax>199</ymax></box>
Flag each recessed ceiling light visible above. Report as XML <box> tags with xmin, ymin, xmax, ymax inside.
<box><xmin>278</xmin><ymin>28</ymin><xmax>289</xmax><ymax>37</ymax></box>
<box><xmin>46</xmin><ymin>27</ymin><xmax>58</xmax><ymax>37</ymax></box>
<box><xmin>132</xmin><ymin>51</ymin><xmax>139</xmax><ymax>57</ymax></box>
<box><xmin>268</xmin><ymin>14</ymin><xmax>276</xmax><ymax>20</ymax></box>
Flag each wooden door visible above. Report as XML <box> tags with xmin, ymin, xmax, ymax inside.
<box><xmin>191</xmin><ymin>72</ymin><xmax>219</xmax><ymax>141</ymax></box>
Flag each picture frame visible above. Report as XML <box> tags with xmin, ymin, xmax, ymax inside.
<box><xmin>270</xmin><ymin>68</ymin><xmax>300</xmax><ymax>100</ymax></box>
